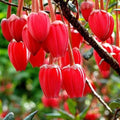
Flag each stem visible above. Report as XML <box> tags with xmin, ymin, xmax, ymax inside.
<box><xmin>48</xmin><ymin>0</ymin><xmax>56</xmax><ymax>22</ymax></box>
<box><xmin>58</xmin><ymin>57</ymin><xmax>61</xmax><ymax>67</ymax></box>
<box><xmin>17</xmin><ymin>0</ymin><xmax>24</xmax><ymax>17</ymax></box>
<box><xmin>116</xmin><ymin>1</ymin><xmax>119</xmax><ymax>47</ymax></box>
<box><xmin>49</xmin><ymin>54</ymin><xmax>53</xmax><ymax>64</ymax></box>
<box><xmin>100</xmin><ymin>0</ymin><xmax>104</xmax><ymax>10</ymax></box>
<box><xmin>54</xmin><ymin>0</ymin><xmax>120</xmax><ymax>75</ymax></box>
<box><xmin>35</xmin><ymin>0</ymin><xmax>39</xmax><ymax>12</ymax></box>
<box><xmin>68</xmin><ymin>22</ymin><xmax>75</xmax><ymax>66</ymax></box>
<box><xmin>58</xmin><ymin>4</ymin><xmax>74</xmax><ymax>66</ymax></box>
<box><xmin>106</xmin><ymin>0</ymin><xmax>110</xmax><ymax>11</ymax></box>
<box><xmin>86</xmin><ymin>78</ymin><xmax>113</xmax><ymax>113</ymax></box>
<box><xmin>95</xmin><ymin>0</ymin><xmax>99</xmax><ymax>9</ymax></box>
<box><xmin>32</xmin><ymin>0</ymin><xmax>35</xmax><ymax>12</ymax></box>
<box><xmin>7</xmin><ymin>0</ymin><xmax>12</xmax><ymax>18</ymax></box>
<box><xmin>57</xmin><ymin>5</ymin><xmax>65</xmax><ymax>23</ymax></box>
<box><xmin>39</xmin><ymin>0</ymin><xmax>43</xmax><ymax>10</ymax></box>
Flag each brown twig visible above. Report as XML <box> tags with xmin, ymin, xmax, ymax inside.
<box><xmin>54</xmin><ymin>0</ymin><xmax>120</xmax><ymax>75</ymax></box>
<box><xmin>86</xmin><ymin>78</ymin><xmax>113</xmax><ymax>113</ymax></box>
<box><xmin>0</xmin><ymin>0</ymin><xmax>62</xmax><ymax>14</ymax></box>
<box><xmin>113</xmin><ymin>108</ymin><xmax>120</xmax><ymax>120</ymax></box>
<box><xmin>0</xmin><ymin>0</ymin><xmax>31</xmax><ymax>11</ymax></box>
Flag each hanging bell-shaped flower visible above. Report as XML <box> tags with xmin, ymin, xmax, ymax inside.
<box><xmin>22</xmin><ymin>25</ymin><xmax>42</xmax><ymax>55</ymax></box>
<box><xmin>88</xmin><ymin>10</ymin><xmax>114</xmax><ymax>41</ymax></box>
<box><xmin>27</xmin><ymin>11</ymin><xmax>50</xmax><ymax>43</ymax></box>
<box><xmin>8</xmin><ymin>14</ymin><xmax>27</xmax><ymax>42</ymax></box>
<box><xmin>8</xmin><ymin>41</ymin><xmax>29</xmax><ymax>71</ymax></box>
<box><xmin>1</xmin><ymin>18</ymin><xmax>13</xmax><ymax>42</ymax></box>
<box><xmin>39</xmin><ymin>64</ymin><xmax>62</xmax><ymax>98</ymax></box>
<box><xmin>62</xmin><ymin>64</ymin><xmax>86</xmax><ymax>98</ymax></box>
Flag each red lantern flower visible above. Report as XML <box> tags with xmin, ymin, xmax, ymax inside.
<box><xmin>27</xmin><ymin>11</ymin><xmax>50</xmax><ymax>43</ymax></box>
<box><xmin>100</xmin><ymin>70</ymin><xmax>110</xmax><ymax>78</ymax></box>
<box><xmin>29</xmin><ymin>48</ymin><xmax>45</xmax><ymax>67</ymax></box>
<box><xmin>45</xmin><ymin>20</ymin><xmax>68</xmax><ymax>57</ymax></box>
<box><xmin>117</xmin><ymin>53</ymin><xmax>120</xmax><ymax>67</ymax></box>
<box><xmin>42</xmin><ymin>95</ymin><xmax>60</xmax><ymax>108</ymax></box>
<box><xmin>62</xmin><ymin>64</ymin><xmax>86</xmax><ymax>98</ymax></box>
<box><xmin>94</xmin><ymin>43</ymin><xmax>113</xmax><ymax>71</ymax></box>
<box><xmin>71</xmin><ymin>28</ymin><xmax>83</xmax><ymax>48</ymax></box>
<box><xmin>80</xmin><ymin>1</ymin><xmax>93</xmax><ymax>21</ymax></box>
<box><xmin>88</xmin><ymin>10</ymin><xmax>114</xmax><ymax>41</ymax></box>
<box><xmin>56</xmin><ymin>14</ymin><xmax>67</xmax><ymax>23</ymax></box>
<box><xmin>59</xmin><ymin>90</ymin><xmax>69</xmax><ymax>101</ymax></box>
<box><xmin>85</xmin><ymin>112</ymin><xmax>100</xmax><ymax>120</ymax></box>
<box><xmin>39</xmin><ymin>64</ymin><xmax>62</xmax><ymax>98</ymax></box>
<box><xmin>112</xmin><ymin>45</ymin><xmax>120</xmax><ymax>60</ymax></box>
<box><xmin>22</xmin><ymin>25</ymin><xmax>42</xmax><ymax>55</ymax></box>
<box><xmin>8</xmin><ymin>14</ymin><xmax>27</xmax><ymax>42</ymax></box>
<box><xmin>8</xmin><ymin>41</ymin><xmax>28</xmax><ymax>71</ymax></box>
<box><xmin>95</xmin><ymin>35</ymin><xmax>114</xmax><ymax>45</ymax></box>
<box><xmin>61</xmin><ymin>47</ymin><xmax>82</xmax><ymax>67</ymax></box>
<box><xmin>1</xmin><ymin>18</ymin><xmax>12</xmax><ymax>42</ymax></box>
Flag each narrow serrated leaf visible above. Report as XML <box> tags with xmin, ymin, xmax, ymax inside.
<box><xmin>57</xmin><ymin>109</ymin><xmax>75</xmax><ymax>120</ymax></box>
<box><xmin>79</xmin><ymin>106</ymin><xmax>89</xmax><ymax>119</ymax></box>
<box><xmin>75</xmin><ymin>106</ymin><xmax>89</xmax><ymax>120</ymax></box>
<box><xmin>3</xmin><ymin>112</ymin><xmax>14</xmax><ymax>120</ymax></box>
<box><xmin>24</xmin><ymin>111</ymin><xmax>38</xmax><ymax>120</ymax></box>
<box><xmin>46</xmin><ymin>113</ymin><xmax>62</xmax><ymax>119</ymax></box>
<box><xmin>108</xmin><ymin>2</ymin><xmax>118</xmax><ymax>9</ymax></box>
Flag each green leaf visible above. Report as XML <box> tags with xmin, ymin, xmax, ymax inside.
<box><xmin>57</xmin><ymin>109</ymin><xmax>75</xmax><ymax>120</ymax></box>
<box><xmin>79</xmin><ymin>106</ymin><xmax>89</xmax><ymax>119</ymax></box>
<box><xmin>67</xmin><ymin>99</ymin><xmax>76</xmax><ymax>115</ymax></box>
<box><xmin>83</xmin><ymin>48</ymin><xmax>93</xmax><ymax>60</ymax></box>
<box><xmin>46</xmin><ymin>113</ymin><xmax>62</xmax><ymax>119</ymax></box>
<box><xmin>109</xmin><ymin>99</ymin><xmax>120</xmax><ymax>110</ymax></box>
<box><xmin>24</xmin><ymin>111</ymin><xmax>38</xmax><ymax>120</ymax></box>
<box><xmin>108</xmin><ymin>2</ymin><xmax>118</xmax><ymax>9</ymax></box>
<box><xmin>113</xmin><ymin>9</ymin><xmax>120</xmax><ymax>11</ymax></box>
<box><xmin>75</xmin><ymin>106</ymin><xmax>89</xmax><ymax>120</ymax></box>
<box><xmin>68</xmin><ymin>1</ymin><xmax>77</xmax><ymax>13</ymax></box>
<box><xmin>46</xmin><ymin>109</ymin><xmax>75</xmax><ymax>120</ymax></box>
<box><xmin>24</xmin><ymin>0</ymin><xmax>31</xmax><ymax>6</ymax></box>
<box><xmin>3</xmin><ymin>112</ymin><xmax>14</xmax><ymax>120</ymax></box>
